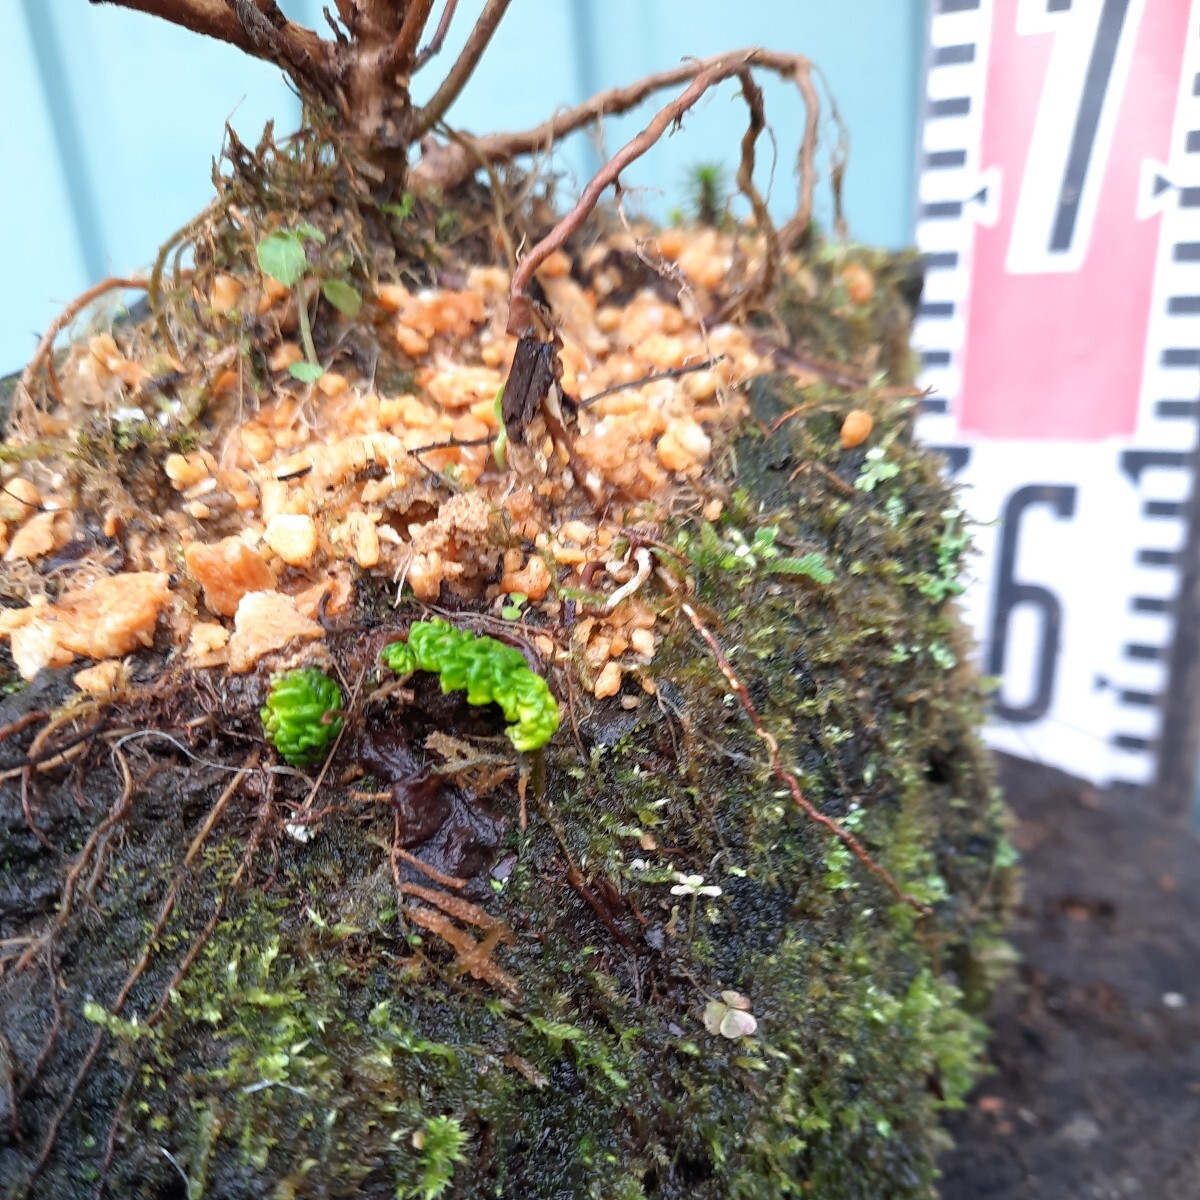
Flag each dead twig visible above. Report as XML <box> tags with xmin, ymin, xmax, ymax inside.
<box><xmin>681</xmin><ymin>604</ymin><xmax>931</xmax><ymax>916</ymax></box>
<box><xmin>25</xmin><ymin>752</ymin><xmax>263</xmax><ymax>1188</ymax></box>
<box><xmin>93</xmin><ymin>0</ymin><xmax>332</xmax><ymax>78</ymax></box>
<box><xmin>15</xmin><ymin>277</ymin><xmax>149</xmax><ymax>420</ymax></box>
<box><xmin>13</xmin><ymin>746</ymin><xmax>136</xmax><ymax>975</ymax></box>
<box><xmin>394</xmin><ymin>847</ymin><xmax>468</xmax><ymax>889</ymax></box>
<box><xmin>147</xmin><ymin>765</ymin><xmax>273</xmax><ymax>1026</ymax></box>
<box><xmin>411</xmin><ymin>0</ymin><xmax>513</xmax><ymax>137</ymax></box>
<box><xmin>393</xmin><ymin>0</ymin><xmax>436</xmax><ymax>75</ymax></box>
<box><xmin>714</xmin><ymin>69</ymin><xmax>778</xmax><ymax>321</ymax></box>
<box><xmin>504</xmin><ymin>50</ymin><xmax>817</xmax><ymax>335</ymax></box>
<box><xmin>413</xmin><ymin>0</ymin><xmax>457</xmax><ymax>71</ymax></box>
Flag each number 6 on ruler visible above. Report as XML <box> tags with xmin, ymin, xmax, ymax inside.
<box><xmin>987</xmin><ymin>485</ymin><xmax>1078</xmax><ymax>723</ymax></box>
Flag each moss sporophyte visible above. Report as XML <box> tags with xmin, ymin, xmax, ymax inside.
<box><xmin>260</xmin><ymin>668</ymin><xmax>345</xmax><ymax>766</ymax></box>
<box><xmin>381</xmin><ymin>619</ymin><xmax>559</xmax><ymax>752</ymax></box>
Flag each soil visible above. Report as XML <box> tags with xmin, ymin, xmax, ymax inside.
<box><xmin>939</xmin><ymin>752</ymin><xmax>1200</xmax><ymax>1200</ymax></box>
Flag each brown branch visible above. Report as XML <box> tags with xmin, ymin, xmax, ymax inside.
<box><xmin>503</xmin><ymin>50</ymin><xmax>816</xmax><ymax>335</ymax></box>
<box><xmin>91</xmin><ymin>0</ymin><xmax>330</xmax><ymax>73</ymax></box>
<box><xmin>713</xmin><ymin>70</ymin><xmax>779</xmax><ymax>321</ymax></box>
<box><xmin>227</xmin><ymin>0</ymin><xmax>337</xmax><ymax>90</ymax></box>
<box><xmin>16</xmin><ymin>276</ymin><xmax>149</xmax><ymax>416</ymax></box>
<box><xmin>413</xmin><ymin>0</ymin><xmax>457</xmax><ymax>71</ymax></box>
<box><xmin>417</xmin><ymin>48</ymin><xmax>813</xmax><ymax>194</ymax></box>
<box><xmin>410</xmin><ymin>0</ymin><xmax>512</xmax><ymax>137</ymax></box>
<box><xmin>681</xmin><ymin>604</ymin><xmax>932</xmax><ymax>916</ymax></box>
<box><xmin>393</xmin><ymin>0</ymin><xmax>436</xmax><ymax>76</ymax></box>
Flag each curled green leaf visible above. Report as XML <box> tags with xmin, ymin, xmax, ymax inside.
<box><xmin>381</xmin><ymin>619</ymin><xmax>559</xmax><ymax>752</ymax></box>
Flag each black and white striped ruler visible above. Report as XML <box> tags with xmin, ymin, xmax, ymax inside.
<box><xmin>913</xmin><ymin>0</ymin><xmax>1200</xmax><ymax>790</ymax></box>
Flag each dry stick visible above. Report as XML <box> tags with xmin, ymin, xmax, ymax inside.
<box><xmin>410</xmin><ymin>0</ymin><xmax>512</xmax><ymax>137</ymax></box>
<box><xmin>95</xmin><ymin>1090</ymin><xmax>131</xmax><ymax>1200</ymax></box>
<box><xmin>417</xmin><ymin>48</ymin><xmax>818</xmax><ymax>241</ymax></box>
<box><xmin>15</xmin><ymin>277</ymin><xmax>149</xmax><ymax>418</ymax></box>
<box><xmin>0</xmin><ymin>710</ymin><xmax>49</xmax><ymax>748</ymax></box>
<box><xmin>297</xmin><ymin>664</ymin><xmax>363</xmax><ymax>815</ymax></box>
<box><xmin>402</xmin><ymin>359</ymin><xmax>726</xmax><ymax>458</ymax></box>
<box><xmin>227</xmin><ymin>0</ymin><xmax>337</xmax><ymax>88</ymax></box>
<box><xmin>412</xmin><ymin>0</ymin><xmax>457</xmax><ymax>70</ymax></box>
<box><xmin>13</xmin><ymin>747</ymin><xmax>137</xmax><ymax>975</ymax></box>
<box><xmin>147</xmin><ymin>773</ymin><xmax>275</xmax><ymax>1027</ymax></box>
<box><xmin>713</xmin><ymin>69</ymin><xmax>779</xmax><ymax>322</ymax></box>
<box><xmin>25</xmin><ymin>753</ymin><xmax>261</xmax><ymax>1188</ymax></box>
<box><xmin>392</xmin><ymin>0</ymin><xmax>435</xmax><ymax>73</ymax></box>
<box><xmin>148</xmin><ymin>201</ymin><xmax>219</xmax><ymax>354</ymax></box>
<box><xmin>504</xmin><ymin>52</ymin><xmax>811</xmax><ymax>337</ymax></box>
<box><xmin>94</xmin><ymin>0</ymin><xmax>331</xmax><ymax>71</ymax></box>
<box><xmin>681</xmin><ymin>604</ymin><xmax>931</xmax><ymax>917</ymax></box>
<box><xmin>19</xmin><ymin>948</ymin><xmax>64</xmax><ymax>1101</ymax></box>
<box><xmin>394</xmin><ymin>846</ymin><xmax>468</xmax><ymax>889</ymax></box>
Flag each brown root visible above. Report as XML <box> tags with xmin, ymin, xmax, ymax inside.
<box><xmin>682</xmin><ymin>603</ymin><xmax>933</xmax><ymax>917</ymax></box>
<box><xmin>497</xmin><ymin>49</ymin><xmax>821</xmax><ymax>337</ymax></box>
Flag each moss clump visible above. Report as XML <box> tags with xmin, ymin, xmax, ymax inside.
<box><xmin>0</xmin><ymin>254</ymin><xmax>1012</xmax><ymax>1200</ymax></box>
<box><xmin>261</xmin><ymin>667</ymin><xmax>344</xmax><ymax>765</ymax></box>
<box><xmin>382</xmin><ymin>619</ymin><xmax>560</xmax><ymax>752</ymax></box>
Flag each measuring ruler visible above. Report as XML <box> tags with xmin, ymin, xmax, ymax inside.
<box><xmin>913</xmin><ymin>0</ymin><xmax>1200</xmax><ymax>790</ymax></box>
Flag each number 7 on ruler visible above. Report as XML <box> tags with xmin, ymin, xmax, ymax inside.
<box><xmin>958</xmin><ymin>0</ymin><xmax>1187</xmax><ymax>440</ymax></box>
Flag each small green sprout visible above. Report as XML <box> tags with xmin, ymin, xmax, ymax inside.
<box><xmin>380</xmin><ymin>191</ymin><xmax>415</xmax><ymax>221</ymax></box>
<box><xmin>694</xmin><ymin>521</ymin><xmax>835</xmax><ymax>583</ymax></box>
<box><xmin>410</xmin><ymin>1114</ymin><xmax>469</xmax><ymax>1200</ymax></box>
<box><xmin>256</xmin><ymin>223</ymin><xmax>362</xmax><ymax>384</ymax></box>
<box><xmin>917</xmin><ymin>507</ymin><xmax>969</xmax><ymax>601</ymax></box>
<box><xmin>260</xmin><ymin>668</ymin><xmax>345</xmax><ymax>766</ymax></box>
<box><xmin>500</xmin><ymin>591</ymin><xmax>528</xmax><ymax>621</ymax></box>
<box><xmin>687</xmin><ymin>161</ymin><xmax>729</xmax><ymax>226</ymax></box>
<box><xmin>855</xmin><ymin>446</ymin><xmax>901</xmax><ymax>492</ymax></box>
<box><xmin>492</xmin><ymin>387</ymin><xmax>509</xmax><ymax>469</ymax></box>
<box><xmin>381</xmin><ymin>619</ymin><xmax>559</xmax><ymax>752</ymax></box>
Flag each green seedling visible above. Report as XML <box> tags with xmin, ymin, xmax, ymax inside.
<box><xmin>260</xmin><ymin>667</ymin><xmax>345</xmax><ymax>766</ymax></box>
<box><xmin>256</xmin><ymin>223</ymin><xmax>362</xmax><ymax>384</ymax></box>
<box><xmin>381</xmin><ymin>619</ymin><xmax>559</xmax><ymax>752</ymax></box>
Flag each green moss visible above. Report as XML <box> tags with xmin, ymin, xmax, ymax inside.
<box><xmin>382</xmin><ymin>619</ymin><xmax>560</xmax><ymax>751</ymax></box>
<box><xmin>261</xmin><ymin>668</ymin><xmax>345</xmax><ymax>766</ymax></box>
<box><xmin>1</xmin><ymin>246</ymin><xmax>1012</xmax><ymax>1200</ymax></box>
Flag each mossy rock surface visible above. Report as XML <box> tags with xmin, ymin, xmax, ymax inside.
<box><xmin>0</xmin><ymin>261</ymin><xmax>1011</xmax><ymax>1198</ymax></box>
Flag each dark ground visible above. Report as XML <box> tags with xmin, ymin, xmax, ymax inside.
<box><xmin>939</xmin><ymin>753</ymin><xmax>1200</xmax><ymax>1199</ymax></box>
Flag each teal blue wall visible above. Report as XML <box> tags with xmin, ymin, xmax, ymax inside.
<box><xmin>1</xmin><ymin>1</ymin><xmax>925</xmax><ymax>375</ymax></box>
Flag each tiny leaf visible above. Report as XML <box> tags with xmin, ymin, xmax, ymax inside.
<box><xmin>294</xmin><ymin>222</ymin><xmax>326</xmax><ymax>244</ymax></box>
<box><xmin>288</xmin><ymin>361</ymin><xmax>326</xmax><ymax>383</ymax></box>
<box><xmin>256</xmin><ymin>232</ymin><xmax>308</xmax><ymax>287</ymax></box>
<box><xmin>321</xmin><ymin>279</ymin><xmax>362</xmax><ymax>318</ymax></box>
<box><xmin>772</xmin><ymin>552</ymin><xmax>835</xmax><ymax>585</ymax></box>
<box><xmin>380</xmin><ymin>192</ymin><xmax>415</xmax><ymax>220</ymax></box>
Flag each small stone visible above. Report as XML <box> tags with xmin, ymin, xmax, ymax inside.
<box><xmin>226</xmin><ymin>591</ymin><xmax>322</xmax><ymax>673</ymax></box>
<box><xmin>5</xmin><ymin>511</ymin><xmax>68</xmax><ymax>561</ymax></box>
<box><xmin>593</xmin><ymin>660</ymin><xmax>623</xmax><ymax>699</ymax></box>
<box><xmin>185</xmin><ymin>537</ymin><xmax>275</xmax><ymax>618</ymax></box>
<box><xmin>501</xmin><ymin>555</ymin><xmax>551</xmax><ymax>602</ymax></box>
<box><xmin>210</xmin><ymin>273</ymin><xmax>243</xmax><ymax>314</ymax></box>
<box><xmin>840</xmin><ymin>409</ymin><xmax>874</xmax><ymax>449</ymax></box>
<box><xmin>74</xmin><ymin>661</ymin><xmax>125</xmax><ymax>695</ymax></box>
<box><xmin>264</xmin><ymin>514</ymin><xmax>319</xmax><ymax>567</ymax></box>
<box><xmin>841</xmin><ymin>263</ymin><xmax>876</xmax><ymax>305</ymax></box>
<box><xmin>0</xmin><ymin>477</ymin><xmax>40</xmax><ymax>521</ymax></box>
